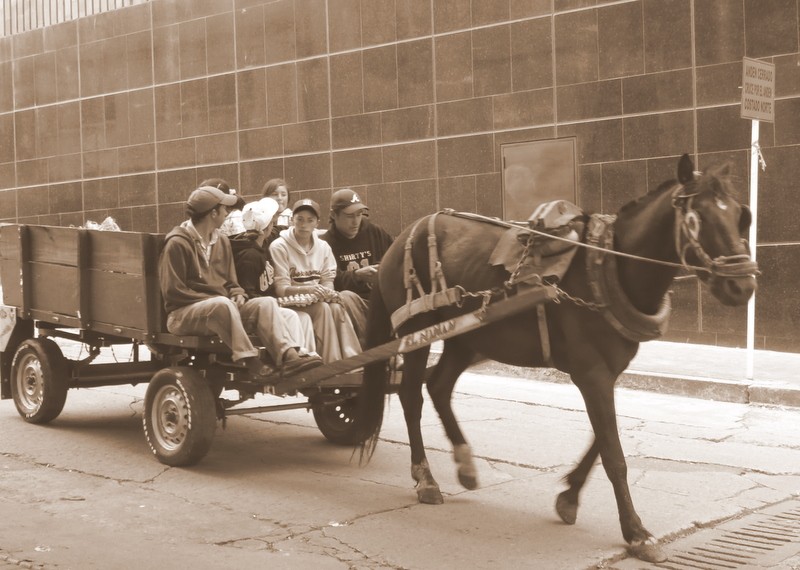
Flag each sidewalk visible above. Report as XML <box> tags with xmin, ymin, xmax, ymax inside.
<box><xmin>468</xmin><ymin>340</ymin><xmax>800</xmax><ymax>408</ymax></box>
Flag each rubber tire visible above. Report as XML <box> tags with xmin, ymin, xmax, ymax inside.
<box><xmin>10</xmin><ymin>338</ymin><xmax>69</xmax><ymax>424</ymax></box>
<box><xmin>312</xmin><ymin>390</ymin><xmax>362</xmax><ymax>446</ymax></box>
<box><xmin>143</xmin><ymin>367</ymin><xmax>216</xmax><ymax>467</ymax></box>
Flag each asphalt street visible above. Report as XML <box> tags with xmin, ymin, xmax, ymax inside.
<box><xmin>1</xmin><ymin>365</ymin><xmax>799</xmax><ymax>569</ymax></box>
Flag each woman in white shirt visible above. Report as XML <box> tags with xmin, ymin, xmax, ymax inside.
<box><xmin>269</xmin><ymin>199</ymin><xmax>361</xmax><ymax>363</ymax></box>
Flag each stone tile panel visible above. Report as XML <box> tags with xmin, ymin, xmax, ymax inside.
<box><xmin>643</xmin><ymin>0</ymin><xmax>691</xmax><ymax>73</ymax></box>
<box><xmin>694</xmin><ymin>0</ymin><xmax>744</xmax><ymax>66</ymax></box>
<box><xmin>623</xmin><ymin>111</ymin><xmax>693</xmax><ymax>160</ymax></box>
<box><xmin>437</xmin><ymin>97</ymin><xmax>492</xmax><ymax>137</ymax></box>
<box><xmin>622</xmin><ymin>69</ymin><xmax>692</xmax><ymax>114</ymax></box>
<box><xmin>744</xmin><ymin>0</ymin><xmax>798</xmax><ymax>58</ymax></box>
<box><xmin>332</xmin><ymin>114</ymin><xmax>382</xmax><ymax>149</ymax></box>
<box><xmin>329</xmin><ymin>0</ymin><xmax>361</xmax><ymax>53</ymax></box>
<box><xmin>510</xmin><ymin>18</ymin><xmax>553</xmax><ymax>92</ymax></box>
<box><xmin>396</xmin><ymin>0</ymin><xmax>431</xmax><ymax>40</ymax></box>
<box><xmin>239</xmin><ymin>127</ymin><xmax>283</xmax><ymax>160</ymax></box>
<box><xmin>363</xmin><ymin>45</ymin><xmax>398</xmax><ymax>113</ymax></box>
<box><xmin>397</xmin><ymin>39</ymin><xmax>434</xmax><ymax>108</ymax></box>
<box><xmin>383</xmin><ymin>141</ymin><xmax>436</xmax><ymax>182</ymax></box>
<box><xmin>296</xmin><ymin>58</ymin><xmax>329</xmax><ymax>122</ymax></box>
<box><xmin>597</xmin><ymin>1</ymin><xmax>644</xmax><ymax>79</ymax></box>
<box><xmin>472</xmin><ymin>25</ymin><xmax>511</xmax><ymax>97</ymax></box>
<box><xmin>332</xmin><ymin>147</ymin><xmax>383</xmax><ymax>187</ymax></box>
<box><xmin>330</xmin><ymin>52</ymin><xmax>363</xmax><ymax>117</ymax></box>
<box><xmin>205</xmin><ymin>12</ymin><xmax>236</xmax><ymax>74</ymax></box>
<box><xmin>554</xmin><ymin>9</ymin><xmax>597</xmax><ymax>85</ymax></box>
<box><xmin>267</xmin><ymin>64</ymin><xmax>298</xmax><ymax>126</ymax></box>
<box><xmin>284</xmin><ymin>152</ymin><xmax>331</xmax><ymax>190</ymax></box>
<box><xmin>435</xmin><ymin>32</ymin><xmax>473</xmax><ymax>102</ymax></box>
<box><xmin>381</xmin><ymin>105</ymin><xmax>433</xmax><ymax>143</ymax></box>
<box><xmin>361</xmin><ymin>0</ymin><xmax>397</xmax><ymax>47</ymax></box>
<box><xmin>437</xmin><ymin>134</ymin><xmax>494</xmax><ymax>177</ymax></box>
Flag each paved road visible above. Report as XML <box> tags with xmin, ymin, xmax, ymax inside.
<box><xmin>1</xmin><ymin>372</ymin><xmax>799</xmax><ymax>569</ymax></box>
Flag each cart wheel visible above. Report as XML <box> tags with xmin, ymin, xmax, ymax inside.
<box><xmin>312</xmin><ymin>390</ymin><xmax>362</xmax><ymax>445</ymax></box>
<box><xmin>11</xmin><ymin>338</ymin><xmax>69</xmax><ymax>424</ymax></box>
<box><xmin>143</xmin><ymin>367</ymin><xmax>216</xmax><ymax>466</ymax></box>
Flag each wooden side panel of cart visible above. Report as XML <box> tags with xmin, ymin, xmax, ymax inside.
<box><xmin>0</xmin><ymin>224</ymin><xmax>164</xmax><ymax>339</ymax></box>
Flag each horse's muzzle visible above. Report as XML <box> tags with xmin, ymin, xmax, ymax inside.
<box><xmin>708</xmin><ymin>273</ymin><xmax>758</xmax><ymax>306</ymax></box>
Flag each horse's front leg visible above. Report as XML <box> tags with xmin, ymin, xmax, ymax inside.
<box><xmin>556</xmin><ymin>439</ymin><xmax>599</xmax><ymax>525</ymax></box>
<box><xmin>577</xmin><ymin>380</ymin><xmax>667</xmax><ymax>563</ymax></box>
<box><xmin>399</xmin><ymin>349</ymin><xmax>443</xmax><ymax>504</ymax></box>
<box><xmin>427</xmin><ymin>340</ymin><xmax>478</xmax><ymax>490</ymax></box>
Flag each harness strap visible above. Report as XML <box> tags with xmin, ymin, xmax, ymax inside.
<box><xmin>393</xmin><ymin>214</ymin><xmax>465</xmax><ymax>332</ymax></box>
<box><xmin>536</xmin><ymin>304</ymin><xmax>553</xmax><ymax>366</ymax></box>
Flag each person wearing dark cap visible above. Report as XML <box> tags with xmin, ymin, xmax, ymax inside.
<box><xmin>269</xmin><ymin>198</ymin><xmax>361</xmax><ymax>363</ymax></box>
<box><xmin>320</xmin><ymin>188</ymin><xmax>394</xmax><ymax>342</ymax></box>
<box><xmin>200</xmin><ymin>178</ymin><xmax>247</xmax><ymax>237</ymax></box>
<box><xmin>158</xmin><ymin>185</ymin><xmax>323</xmax><ymax>385</ymax></box>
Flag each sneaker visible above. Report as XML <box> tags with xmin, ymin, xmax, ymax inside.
<box><xmin>281</xmin><ymin>353</ymin><xmax>324</xmax><ymax>377</ymax></box>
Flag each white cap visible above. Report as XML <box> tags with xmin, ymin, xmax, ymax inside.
<box><xmin>242</xmin><ymin>197</ymin><xmax>280</xmax><ymax>232</ymax></box>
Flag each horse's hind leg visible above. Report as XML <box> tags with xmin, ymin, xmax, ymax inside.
<box><xmin>556</xmin><ymin>439</ymin><xmax>599</xmax><ymax>525</ymax></box>
<box><xmin>427</xmin><ymin>339</ymin><xmax>477</xmax><ymax>491</ymax></box>
<box><xmin>398</xmin><ymin>345</ymin><xmax>443</xmax><ymax>505</ymax></box>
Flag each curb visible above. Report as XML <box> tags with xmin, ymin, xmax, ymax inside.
<box><xmin>467</xmin><ymin>361</ymin><xmax>800</xmax><ymax>408</ymax></box>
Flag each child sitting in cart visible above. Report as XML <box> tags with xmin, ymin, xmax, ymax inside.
<box><xmin>158</xmin><ymin>185</ymin><xmax>323</xmax><ymax>385</ymax></box>
<box><xmin>269</xmin><ymin>199</ymin><xmax>362</xmax><ymax>363</ymax></box>
<box><xmin>229</xmin><ymin>197</ymin><xmax>318</xmax><ymax>358</ymax></box>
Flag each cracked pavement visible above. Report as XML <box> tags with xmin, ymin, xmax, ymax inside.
<box><xmin>1</xmin><ymin>371</ymin><xmax>798</xmax><ymax>569</ymax></box>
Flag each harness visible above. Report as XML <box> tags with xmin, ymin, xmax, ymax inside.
<box><xmin>390</xmin><ymin>186</ymin><xmax>759</xmax><ymax>352</ymax></box>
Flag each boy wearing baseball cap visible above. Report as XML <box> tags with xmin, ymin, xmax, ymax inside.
<box><xmin>269</xmin><ymin>198</ymin><xmax>361</xmax><ymax>363</ymax></box>
<box><xmin>320</xmin><ymin>188</ymin><xmax>394</xmax><ymax>342</ymax></box>
<box><xmin>159</xmin><ymin>186</ymin><xmax>323</xmax><ymax>386</ymax></box>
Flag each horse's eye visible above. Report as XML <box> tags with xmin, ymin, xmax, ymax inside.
<box><xmin>715</xmin><ymin>197</ymin><xmax>728</xmax><ymax>211</ymax></box>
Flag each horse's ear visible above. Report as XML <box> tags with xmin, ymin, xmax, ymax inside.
<box><xmin>678</xmin><ymin>154</ymin><xmax>695</xmax><ymax>184</ymax></box>
<box><xmin>739</xmin><ymin>204</ymin><xmax>752</xmax><ymax>235</ymax></box>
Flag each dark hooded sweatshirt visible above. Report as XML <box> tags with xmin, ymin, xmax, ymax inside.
<box><xmin>320</xmin><ymin>218</ymin><xmax>393</xmax><ymax>300</ymax></box>
<box><xmin>229</xmin><ymin>232</ymin><xmax>277</xmax><ymax>298</ymax></box>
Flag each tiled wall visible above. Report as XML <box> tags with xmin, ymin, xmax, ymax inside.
<box><xmin>0</xmin><ymin>0</ymin><xmax>798</xmax><ymax>351</ymax></box>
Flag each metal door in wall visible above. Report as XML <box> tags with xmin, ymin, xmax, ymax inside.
<box><xmin>501</xmin><ymin>138</ymin><xmax>578</xmax><ymax>222</ymax></box>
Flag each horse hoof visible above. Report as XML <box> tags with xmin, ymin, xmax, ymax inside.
<box><xmin>417</xmin><ymin>487</ymin><xmax>444</xmax><ymax>505</ymax></box>
<box><xmin>458</xmin><ymin>471</ymin><xmax>479</xmax><ymax>490</ymax></box>
<box><xmin>627</xmin><ymin>540</ymin><xmax>667</xmax><ymax>563</ymax></box>
<box><xmin>555</xmin><ymin>492</ymin><xmax>577</xmax><ymax>525</ymax></box>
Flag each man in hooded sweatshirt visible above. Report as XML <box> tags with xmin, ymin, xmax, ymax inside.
<box><xmin>229</xmin><ymin>197</ymin><xmax>317</xmax><ymax>356</ymax></box>
<box><xmin>158</xmin><ymin>186</ymin><xmax>323</xmax><ymax>385</ymax></box>
<box><xmin>320</xmin><ymin>189</ymin><xmax>393</xmax><ymax>343</ymax></box>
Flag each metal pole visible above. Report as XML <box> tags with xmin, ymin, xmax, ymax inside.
<box><xmin>745</xmin><ymin>119</ymin><xmax>759</xmax><ymax>380</ymax></box>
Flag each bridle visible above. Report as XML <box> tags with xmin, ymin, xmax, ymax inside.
<box><xmin>671</xmin><ymin>183</ymin><xmax>759</xmax><ymax>279</ymax></box>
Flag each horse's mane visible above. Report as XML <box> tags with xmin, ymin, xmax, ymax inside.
<box><xmin>617</xmin><ymin>162</ymin><xmax>739</xmax><ymax>215</ymax></box>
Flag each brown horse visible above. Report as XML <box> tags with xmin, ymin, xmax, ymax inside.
<box><xmin>353</xmin><ymin>154</ymin><xmax>758</xmax><ymax>562</ymax></box>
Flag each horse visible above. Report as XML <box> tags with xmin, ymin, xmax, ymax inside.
<box><xmin>353</xmin><ymin>154</ymin><xmax>758</xmax><ymax>563</ymax></box>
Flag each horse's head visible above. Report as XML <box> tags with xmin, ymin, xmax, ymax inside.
<box><xmin>673</xmin><ymin>154</ymin><xmax>758</xmax><ymax>306</ymax></box>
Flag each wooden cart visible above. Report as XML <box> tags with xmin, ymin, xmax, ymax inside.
<box><xmin>0</xmin><ymin>223</ymin><xmax>556</xmax><ymax>466</ymax></box>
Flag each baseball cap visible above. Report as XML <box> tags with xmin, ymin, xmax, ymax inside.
<box><xmin>292</xmin><ymin>198</ymin><xmax>321</xmax><ymax>219</ymax></box>
<box><xmin>331</xmin><ymin>189</ymin><xmax>368</xmax><ymax>214</ymax></box>
<box><xmin>242</xmin><ymin>198</ymin><xmax>280</xmax><ymax>232</ymax></box>
<box><xmin>187</xmin><ymin>186</ymin><xmax>239</xmax><ymax>216</ymax></box>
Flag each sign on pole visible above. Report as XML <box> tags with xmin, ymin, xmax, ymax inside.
<box><xmin>740</xmin><ymin>57</ymin><xmax>774</xmax><ymax>380</ymax></box>
<box><xmin>741</xmin><ymin>57</ymin><xmax>775</xmax><ymax>122</ymax></box>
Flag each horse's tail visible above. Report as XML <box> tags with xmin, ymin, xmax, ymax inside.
<box><xmin>354</xmin><ymin>282</ymin><xmax>393</xmax><ymax>464</ymax></box>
